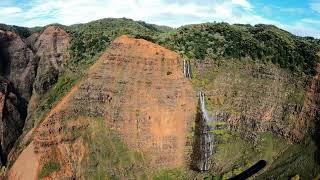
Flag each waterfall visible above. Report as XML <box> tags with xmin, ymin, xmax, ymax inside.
<box><xmin>183</xmin><ymin>60</ymin><xmax>214</xmax><ymax>171</ymax></box>
<box><xmin>183</xmin><ymin>59</ymin><xmax>192</xmax><ymax>79</ymax></box>
<box><xmin>199</xmin><ymin>92</ymin><xmax>210</xmax><ymax>123</ymax></box>
<box><xmin>196</xmin><ymin>91</ymin><xmax>214</xmax><ymax>171</ymax></box>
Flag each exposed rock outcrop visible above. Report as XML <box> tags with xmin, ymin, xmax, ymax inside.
<box><xmin>25</xmin><ymin>32</ymin><xmax>40</xmax><ymax>51</ymax></box>
<box><xmin>0</xmin><ymin>79</ymin><xmax>7</xmax><ymax>166</ymax></box>
<box><xmin>9</xmin><ymin>35</ymin><xmax>196</xmax><ymax>179</ymax></box>
<box><xmin>300</xmin><ymin>64</ymin><xmax>320</xmax><ymax>162</ymax></box>
<box><xmin>225</xmin><ymin>64</ymin><xmax>320</xmax><ymax>142</ymax></box>
<box><xmin>25</xmin><ymin>26</ymin><xmax>70</xmax><ymax>130</ymax></box>
<box><xmin>32</xmin><ymin>26</ymin><xmax>70</xmax><ymax>96</ymax></box>
<box><xmin>0</xmin><ymin>26</ymin><xmax>70</xmax><ymax>166</ymax></box>
<box><xmin>0</xmin><ymin>30</ymin><xmax>37</xmax><ymax>109</ymax></box>
<box><xmin>192</xmin><ymin>59</ymin><xmax>317</xmax><ymax>143</ymax></box>
<box><xmin>0</xmin><ymin>30</ymin><xmax>37</xmax><ymax>166</ymax></box>
<box><xmin>298</xmin><ymin>64</ymin><xmax>320</xmax><ymax>134</ymax></box>
<box><xmin>0</xmin><ymin>78</ymin><xmax>23</xmax><ymax>166</ymax></box>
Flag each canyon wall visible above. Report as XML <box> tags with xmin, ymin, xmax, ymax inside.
<box><xmin>0</xmin><ymin>26</ymin><xmax>70</xmax><ymax>166</ymax></box>
<box><xmin>9</xmin><ymin>35</ymin><xmax>196</xmax><ymax>179</ymax></box>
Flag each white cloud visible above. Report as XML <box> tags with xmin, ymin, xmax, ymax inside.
<box><xmin>284</xmin><ymin>23</ymin><xmax>320</xmax><ymax>38</ymax></box>
<box><xmin>0</xmin><ymin>0</ymin><xmax>319</xmax><ymax>38</ymax></box>
<box><xmin>274</xmin><ymin>19</ymin><xmax>320</xmax><ymax>38</ymax></box>
<box><xmin>231</xmin><ymin>0</ymin><xmax>252</xmax><ymax>10</ymax></box>
<box><xmin>0</xmin><ymin>7</ymin><xmax>22</xmax><ymax>15</ymax></box>
<box><xmin>0</xmin><ymin>0</ymin><xmax>257</xmax><ymax>27</ymax></box>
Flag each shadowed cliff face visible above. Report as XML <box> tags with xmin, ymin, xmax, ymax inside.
<box><xmin>0</xmin><ymin>30</ymin><xmax>36</xmax><ymax>166</ymax></box>
<box><xmin>9</xmin><ymin>35</ymin><xmax>196</xmax><ymax>179</ymax></box>
<box><xmin>0</xmin><ymin>26</ymin><xmax>70</xmax><ymax>167</ymax></box>
<box><xmin>0</xmin><ymin>30</ymin><xmax>36</xmax><ymax>110</ymax></box>
<box><xmin>0</xmin><ymin>79</ymin><xmax>23</xmax><ymax>166</ymax></box>
<box><xmin>0</xmin><ymin>36</ymin><xmax>9</xmax><ymax>76</ymax></box>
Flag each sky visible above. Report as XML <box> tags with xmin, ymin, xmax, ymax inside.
<box><xmin>1</xmin><ymin>0</ymin><xmax>320</xmax><ymax>38</ymax></box>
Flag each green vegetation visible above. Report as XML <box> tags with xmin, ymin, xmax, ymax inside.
<box><xmin>0</xmin><ymin>166</ymin><xmax>6</xmax><ymax>179</ymax></box>
<box><xmin>38</xmin><ymin>161</ymin><xmax>61</xmax><ymax>179</ymax></box>
<box><xmin>38</xmin><ymin>73</ymin><xmax>77</xmax><ymax>112</ymax></box>
<box><xmin>191</xmin><ymin>59</ymin><xmax>306</xmax><ymax>120</ymax></box>
<box><xmin>0</xmin><ymin>23</ymin><xmax>32</xmax><ymax>38</ymax></box>
<box><xmin>81</xmin><ymin>117</ymin><xmax>149</xmax><ymax>179</ymax></box>
<box><xmin>291</xmin><ymin>175</ymin><xmax>300</xmax><ymax>180</ymax></box>
<box><xmin>258</xmin><ymin>137</ymin><xmax>320</xmax><ymax>179</ymax></box>
<box><xmin>27</xmin><ymin>72</ymin><xmax>78</xmax><ymax>129</ymax></box>
<box><xmin>66</xmin><ymin>18</ymin><xmax>165</xmax><ymax>70</ymax></box>
<box><xmin>3</xmin><ymin>19</ymin><xmax>171</xmax><ymax>129</ymax></box>
<box><xmin>157</xmin><ymin>23</ymin><xmax>320</xmax><ymax>75</ymax></box>
<box><xmin>3</xmin><ymin>19</ymin><xmax>320</xmax><ymax>76</ymax></box>
<box><xmin>190</xmin><ymin>58</ymin><xmax>317</xmax><ymax>178</ymax></box>
<box><xmin>153</xmin><ymin>168</ymin><xmax>189</xmax><ymax>180</ymax></box>
<box><xmin>27</xmin><ymin>18</ymin><xmax>168</xmax><ymax>130</ymax></box>
<box><xmin>209</xmin><ymin>122</ymin><xmax>227</xmax><ymax>126</ymax></box>
<box><xmin>0</xmin><ymin>23</ymin><xmax>66</xmax><ymax>38</ymax></box>
<box><xmin>6</xmin><ymin>18</ymin><xmax>320</xmax><ymax>179</ymax></box>
<box><xmin>209</xmin><ymin>129</ymin><xmax>227</xmax><ymax>135</ymax></box>
<box><xmin>209</xmin><ymin>131</ymin><xmax>287</xmax><ymax>178</ymax></box>
<box><xmin>196</xmin><ymin>125</ymin><xmax>320</xmax><ymax>179</ymax></box>
<box><xmin>14</xmin><ymin>18</ymin><xmax>172</xmax><ymax>179</ymax></box>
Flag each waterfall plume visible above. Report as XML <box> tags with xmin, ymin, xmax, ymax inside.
<box><xmin>193</xmin><ymin>91</ymin><xmax>214</xmax><ymax>171</ymax></box>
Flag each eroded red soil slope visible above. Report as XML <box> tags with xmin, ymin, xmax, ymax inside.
<box><xmin>9</xmin><ymin>35</ymin><xmax>196</xmax><ymax>179</ymax></box>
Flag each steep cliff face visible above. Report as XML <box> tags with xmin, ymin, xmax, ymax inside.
<box><xmin>0</xmin><ymin>79</ymin><xmax>23</xmax><ymax>166</ymax></box>
<box><xmin>32</xmin><ymin>26</ymin><xmax>70</xmax><ymax>96</ymax></box>
<box><xmin>25</xmin><ymin>26</ymin><xmax>70</xmax><ymax>130</ymax></box>
<box><xmin>299</xmin><ymin>64</ymin><xmax>320</xmax><ymax>133</ymax></box>
<box><xmin>191</xmin><ymin>59</ymin><xmax>320</xmax><ymax>178</ymax></box>
<box><xmin>0</xmin><ymin>26</ymin><xmax>70</xmax><ymax>167</ymax></box>
<box><xmin>3</xmin><ymin>19</ymin><xmax>320</xmax><ymax>179</ymax></box>
<box><xmin>0</xmin><ymin>30</ymin><xmax>36</xmax><ymax>166</ymax></box>
<box><xmin>304</xmin><ymin>64</ymin><xmax>320</xmax><ymax>163</ymax></box>
<box><xmin>192</xmin><ymin>60</ymin><xmax>308</xmax><ymax>142</ymax></box>
<box><xmin>9</xmin><ymin>35</ymin><xmax>196</xmax><ymax>179</ymax></box>
<box><xmin>102</xmin><ymin>36</ymin><xmax>196</xmax><ymax>167</ymax></box>
<box><xmin>0</xmin><ymin>80</ymin><xmax>8</xmax><ymax>165</ymax></box>
<box><xmin>0</xmin><ymin>30</ymin><xmax>37</xmax><ymax>110</ymax></box>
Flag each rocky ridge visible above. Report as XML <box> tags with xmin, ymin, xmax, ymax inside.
<box><xmin>0</xmin><ymin>26</ymin><xmax>70</xmax><ymax>167</ymax></box>
<box><xmin>9</xmin><ymin>35</ymin><xmax>196</xmax><ymax>179</ymax></box>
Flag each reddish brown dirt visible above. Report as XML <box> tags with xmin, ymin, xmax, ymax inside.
<box><xmin>46</xmin><ymin>85</ymin><xmax>79</xmax><ymax>119</ymax></box>
<box><xmin>294</xmin><ymin>63</ymin><xmax>320</xmax><ymax>141</ymax></box>
<box><xmin>8</xmin><ymin>142</ymin><xmax>39</xmax><ymax>180</ymax></box>
<box><xmin>9</xmin><ymin>35</ymin><xmax>197</xmax><ymax>178</ymax></box>
<box><xmin>101</xmin><ymin>35</ymin><xmax>196</xmax><ymax>167</ymax></box>
<box><xmin>8</xmin><ymin>84</ymin><xmax>80</xmax><ymax>180</ymax></box>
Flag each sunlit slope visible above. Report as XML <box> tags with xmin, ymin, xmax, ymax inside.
<box><xmin>9</xmin><ymin>35</ymin><xmax>196</xmax><ymax>179</ymax></box>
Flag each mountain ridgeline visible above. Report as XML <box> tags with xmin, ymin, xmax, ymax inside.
<box><xmin>0</xmin><ymin>18</ymin><xmax>320</xmax><ymax>179</ymax></box>
<box><xmin>158</xmin><ymin>23</ymin><xmax>320</xmax><ymax>75</ymax></box>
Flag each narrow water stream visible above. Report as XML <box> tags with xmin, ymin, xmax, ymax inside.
<box><xmin>183</xmin><ymin>60</ymin><xmax>214</xmax><ymax>171</ymax></box>
<box><xmin>183</xmin><ymin>59</ymin><xmax>192</xmax><ymax>79</ymax></box>
<box><xmin>197</xmin><ymin>91</ymin><xmax>214</xmax><ymax>171</ymax></box>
